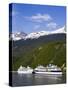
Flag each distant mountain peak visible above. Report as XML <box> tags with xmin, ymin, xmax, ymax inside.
<box><xmin>25</xmin><ymin>26</ymin><xmax>66</xmax><ymax>40</ymax></box>
<box><xmin>10</xmin><ymin>26</ymin><xmax>66</xmax><ymax>41</ymax></box>
<box><xmin>51</xmin><ymin>26</ymin><xmax>66</xmax><ymax>34</ymax></box>
<box><xmin>10</xmin><ymin>31</ymin><xmax>27</xmax><ymax>41</ymax></box>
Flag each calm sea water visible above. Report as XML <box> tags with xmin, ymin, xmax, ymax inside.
<box><xmin>12</xmin><ymin>72</ymin><xmax>66</xmax><ymax>87</ymax></box>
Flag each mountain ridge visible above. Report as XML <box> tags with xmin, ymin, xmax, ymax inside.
<box><xmin>10</xmin><ymin>26</ymin><xmax>66</xmax><ymax>41</ymax></box>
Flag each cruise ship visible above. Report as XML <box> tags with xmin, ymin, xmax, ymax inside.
<box><xmin>17</xmin><ymin>64</ymin><xmax>62</xmax><ymax>75</ymax></box>
<box><xmin>34</xmin><ymin>64</ymin><xmax>62</xmax><ymax>75</ymax></box>
<box><xmin>17</xmin><ymin>66</ymin><xmax>33</xmax><ymax>74</ymax></box>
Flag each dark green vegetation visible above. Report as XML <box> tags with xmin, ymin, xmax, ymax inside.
<box><xmin>11</xmin><ymin>34</ymin><xmax>66</xmax><ymax>71</ymax></box>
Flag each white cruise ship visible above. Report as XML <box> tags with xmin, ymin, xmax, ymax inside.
<box><xmin>34</xmin><ymin>64</ymin><xmax>62</xmax><ymax>75</ymax></box>
<box><xmin>17</xmin><ymin>66</ymin><xmax>33</xmax><ymax>74</ymax></box>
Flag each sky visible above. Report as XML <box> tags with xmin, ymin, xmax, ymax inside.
<box><xmin>9</xmin><ymin>3</ymin><xmax>66</xmax><ymax>34</ymax></box>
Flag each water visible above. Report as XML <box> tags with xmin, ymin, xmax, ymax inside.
<box><xmin>12</xmin><ymin>72</ymin><xmax>66</xmax><ymax>87</ymax></box>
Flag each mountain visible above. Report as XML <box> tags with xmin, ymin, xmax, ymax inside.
<box><xmin>10</xmin><ymin>26</ymin><xmax>66</xmax><ymax>71</ymax></box>
<box><xmin>10</xmin><ymin>32</ymin><xmax>27</xmax><ymax>41</ymax></box>
<box><xmin>25</xmin><ymin>26</ymin><xmax>65</xmax><ymax>39</ymax></box>
<box><xmin>11</xmin><ymin>33</ymin><xmax>66</xmax><ymax>70</ymax></box>
<box><xmin>12</xmin><ymin>40</ymin><xmax>66</xmax><ymax>71</ymax></box>
<box><xmin>25</xmin><ymin>31</ymin><xmax>50</xmax><ymax>39</ymax></box>
<box><xmin>51</xmin><ymin>26</ymin><xmax>66</xmax><ymax>34</ymax></box>
<box><xmin>10</xmin><ymin>26</ymin><xmax>66</xmax><ymax>41</ymax></box>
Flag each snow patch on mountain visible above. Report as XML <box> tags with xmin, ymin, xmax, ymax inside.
<box><xmin>10</xmin><ymin>26</ymin><xmax>66</xmax><ymax>41</ymax></box>
<box><xmin>25</xmin><ymin>31</ymin><xmax>50</xmax><ymax>39</ymax></box>
<box><xmin>51</xmin><ymin>26</ymin><xmax>65</xmax><ymax>34</ymax></box>
<box><xmin>10</xmin><ymin>32</ymin><xmax>27</xmax><ymax>41</ymax></box>
<box><xmin>25</xmin><ymin>26</ymin><xmax>66</xmax><ymax>40</ymax></box>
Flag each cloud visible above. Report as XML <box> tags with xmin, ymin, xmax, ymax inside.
<box><xmin>25</xmin><ymin>13</ymin><xmax>52</xmax><ymax>23</ymax></box>
<box><xmin>46</xmin><ymin>22</ymin><xmax>57</xmax><ymax>29</ymax></box>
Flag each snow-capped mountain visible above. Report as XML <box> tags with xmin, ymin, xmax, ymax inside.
<box><xmin>10</xmin><ymin>26</ymin><xmax>66</xmax><ymax>41</ymax></box>
<box><xmin>51</xmin><ymin>26</ymin><xmax>66</xmax><ymax>34</ymax></box>
<box><xmin>25</xmin><ymin>26</ymin><xmax>66</xmax><ymax>40</ymax></box>
<box><xmin>25</xmin><ymin>31</ymin><xmax>50</xmax><ymax>39</ymax></box>
<box><xmin>10</xmin><ymin>32</ymin><xmax>27</xmax><ymax>41</ymax></box>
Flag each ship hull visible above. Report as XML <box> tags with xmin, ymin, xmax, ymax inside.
<box><xmin>35</xmin><ymin>71</ymin><xmax>62</xmax><ymax>75</ymax></box>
